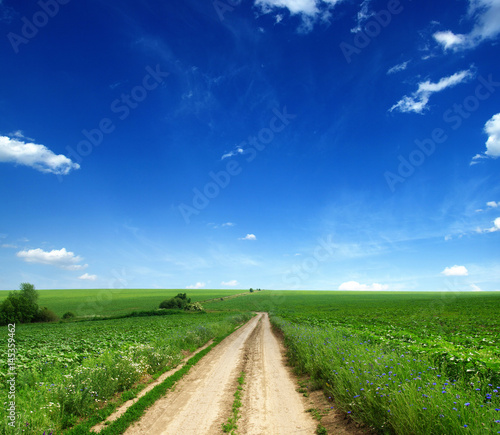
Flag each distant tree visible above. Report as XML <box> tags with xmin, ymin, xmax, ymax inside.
<box><xmin>249</xmin><ymin>288</ymin><xmax>254</xmax><ymax>293</ymax></box>
<box><xmin>62</xmin><ymin>312</ymin><xmax>76</xmax><ymax>320</ymax></box>
<box><xmin>0</xmin><ymin>283</ymin><xmax>47</xmax><ymax>325</ymax></box>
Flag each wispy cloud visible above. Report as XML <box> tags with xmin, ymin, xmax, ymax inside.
<box><xmin>221</xmin><ymin>146</ymin><xmax>244</xmax><ymax>160</ymax></box>
<box><xmin>390</xmin><ymin>69</ymin><xmax>474</xmax><ymax>114</ymax></box>
<box><xmin>221</xmin><ymin>280</ymin><xmax>239</xmax><ymax>286</ymax></box>
<box><xmin>254</xmin><ymin>0</ymin><xmax>345</xmax><ymax>33</ymax></box>
<box><xmin>351</xmin><ymin>0</ymin><xmax>373</xmax><ymax>33</ymax></box>
<box><xmin>441</xmin><ymin>265</ymin><xmax>468</xmax><ymax>276</ymax></box>
<box><xmin>79</xmin><ymin>273</ymin><xmax>97</xmax><ymax>281</ymax></box>
<box><xmin>0</xmin><ymin>134</ymin><xmax>80</xmax><ymax>175</ymax></box>
<box><xmin>470</xmin><ymin>283</ymin><xmax>482</xmax><ymax>291</ymax></box>
<box><xmin>186</xmin><ymin>282</ymin><xmax>206</xmax><ymax>289</ymax></box>
<box><xmin>487</xmin><ymin>201</ymin><xmax>500</xmax><ymax>208</ymax></box>
<box><xmin>387</xmin><ymin>60</ymin><xmax>410</xmax><ymax>75</ymax></box>
<box><xmin>338</xmin><ymin>281</ymin><xmax>389</xmax><ymax>291</ymax></box>
<box><xmin>239</xmin><ymin>234</ymin><xmax>257</xmax><ymax>241</ymax></box>
<box><xmin>433</xmin><ymin>0</ymin><xmax>500</xmax><ymax>51</ymax></box>
<box><xmin>16</xmin><ymin>248</ymin><xmax>87</xmax><ymax>270</ymax></box>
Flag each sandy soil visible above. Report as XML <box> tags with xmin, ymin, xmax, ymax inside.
<box><xmin>125</xmin><ymin>312</ymin><xmax>317</xmax><ymax>434</ymax></box>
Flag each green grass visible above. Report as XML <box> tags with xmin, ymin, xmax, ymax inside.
<box><xmin>222</xmin><ymin>371</ymin><xmax>246</xmax><ymax>434</ymax></box>
<box><xmin>0</xmin><ymin>288</ymin><xmax>246</xmax><ymax>317</ymax></box>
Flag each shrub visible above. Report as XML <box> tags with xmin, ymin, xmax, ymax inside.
<box><xmin>184</xmin><ymin>302</ymin><xmax>205</xmax><ymax>312</ymax></box>
<box><xmin>159</xmin><ymin>293</ymin><xmax>191</xmax><ymax>310</ymax></box>
<box><xmin>62</xmin><ymin>311</ymin><xmax>76</xmax><ymax>320</ymax></box>
<box><xmin>35</xmin><ymin>307</ymin><xmax>59</xmax><ymax>323</ymax></box>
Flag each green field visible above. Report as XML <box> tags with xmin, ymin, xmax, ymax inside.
<box><xmin>0</xmin><ymin>288</ymin><xmax>246</xmax><ymax>318</ymax></box>
<box><xmin>2</xmin><ymin>289</ymin><xmax>500</xmax><ymax>434</ymax></box>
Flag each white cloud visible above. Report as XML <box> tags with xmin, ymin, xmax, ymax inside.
<box><xmin>351</xmin><ymin>0</ymin><xmax>373</xmax><ymax>33</ymax></box>
<box><xmin>390</xmin><ymin>69</ymin><xmax>474</xmax><ymax>114</ymax></box>
<box><xmin>441</xmin><ymin>265</ymin><xmax>469</xmax><ymax>276</ymax></box>
<box><xmin>221</xmin><ymin>280</ymin><xmax>239</xmax><ymax>286</ymax></box>
<box><xmin>472</xmin><ymin>113</ymin><xmax>500</xmax><ymax>162</ymax></box>
<box><xmin>434</xmin><ymin>0</ymin><xmax>500</xmax><ymax>51</ymax></box>
<box><xmin>186</xmin><ymin>282</ymin><xmax>206</xmax><ymax>289</ymax></box>
<box><xmin>16</xmin><ymin>247</ymin><xmax>87</xmax><ymax>270</ymax></box>
<box><xmin>0</xmin><ymin>134</ymin><xmax>80</xmax><ymax>175</ymax></box>
<box><xmin>209</xmin><ymin>222</ymin><xmax>236</xmax><ymax>229</ymax></box>
<box><xmin>254</xmin><ymin>0</ymin><xmax>345</xmax><ymax>32</ymax></box>
<box><xmin>338</xmin><ymin>281</ymin><xmax>389</xmax><ymax>291</ymax></box>
<box><xmin>79</xmin><ymin>273</ymin><xmax>97</xmax><ymax>281</ymax></box>
<box><xmin>221</xmin><ymin>146</ymin><xmax>244</xmax><ymax>160</ymax></box>
<box><xmin>489</xmin><ymin>217</ymin><xmax>500</xmax><ymax>232</ymax></box>
<box><xmin>484</xmin><ymin>113</ymin><xmax>500</xmax><ymax>157</ymax></box>
<box><xmin>470</xmin><ymin>283</ymin><xmax>482</xmax><ymax>291</ymax></box>
<box><xmin>1</xmin><ymin>244</ymin><xmax>17</xmax><ymax>248</ymax></box>
<box><xmin>433</xmin><ymin>30</ymin><xmax>467</xmax><ymax>50</ymax></box>
<box><xmin>239</xmin><ymin>234</ymin><xmax>257</xmax><ymax>241</ymax></box>
<box><xmin>487</xmin><ymin>201</ymin><xmax>500</xmax><ymax>208</ymax></box>
<box><xmin>387</xmin><ymin>60</ymin><xmax>410</xmax><ymax>75</ymax></box>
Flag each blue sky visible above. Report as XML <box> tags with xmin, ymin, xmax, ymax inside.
<box><xmin>1</xmin><ymin>0</ymin><xmax>499</xmax><ymax>291</ymax></box>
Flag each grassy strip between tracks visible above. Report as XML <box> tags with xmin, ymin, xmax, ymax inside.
<box><xmin>222</xmin><ymin>371</ymin><xmax>246</xmax><ymax>434</ymax></box>
<box><xmin>64</xmin><ymin>323</ymin><xmax>247</xmax><ymax>435</ymax></box>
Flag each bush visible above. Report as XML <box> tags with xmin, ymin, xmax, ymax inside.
<box><xmin>35</xmin><ymin>307</ymin><xmax>59</xmax><ymax>323</ymax></box>
<box><xmin>62</xmin><ymin>311</ymin><xmax>75</xmax><ymax>320</ymax></box>
<box><xmin>159</xmin><ymin>293</ymin><xmax>191</xmax><ymax>310</ymax></box>
<box><xmin>184</xmin><ymin>302</ymin><xmax>205</xmax><ymax>312</ymax></box>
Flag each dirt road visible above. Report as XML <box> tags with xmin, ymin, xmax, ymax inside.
<box><xmin>125</xmin><ymin>312</ymin><xmax>317</xmax><ymax>435</ymax></box>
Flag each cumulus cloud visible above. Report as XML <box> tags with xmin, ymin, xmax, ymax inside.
<box><xmin>221</xmin><ymin>280</ymin><xmax>239</xmax><ymax>286</ymax></box>
<box><xmin>433</xmin><ymin>0</ymin><xmax>500</xmax><ymax>51</ymax></box>
<box><xmin>483</xmin><ymin>113</ymin><xmax>500</xmax><ymax>157</ymax></box>
<box><xmin>441</xmin><ymin>265</ymin><xmax>468</xmax><ymax>276</ymax></box>
<box><xmin>0</xmin><ymin>134</ymin><xmax>80</xmax><ymax>175</ymax></box>
<box><xmin>186</xmin><ymin>282</ymin><xmax>205</xmax><ymax>289</ymax></box>
<box><xmin>16</xmin><ymin>247</ymin><xmax>87</xmax><ymax>270</ymax></box>
<box><xmin>254</xmin><ymin>0</ymin><xmax>345</xmax><ymax>32</ymax></box>
<box><xmin>387</xmin><ymin>60</ymin><xmax>410</xmax><ymax>75</ymax></box>
<box><xmin>487</xmin><ymin>201</ymin><xmax>500</xmax><ymax>208</ymax></box>
<box><xmin>390</xmin><ymin>69</ymin><xmax>474</xmax><ymax>114</ymax></box>
<box><xmin>79</xmin><ymin>273</ymin><xmax>97</xmax><ymax>281</ymax></box>
<box><xmin>239</xmin><ymin>234</ymin><xmax>257</xmax><ymax>241</ymax></box>
<box><xmin>338</xmin><ymin>281</ymin><xmax>389</xmax><ymax>291</ymax></box>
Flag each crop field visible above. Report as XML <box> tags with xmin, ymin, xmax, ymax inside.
<box><xmin>2</xmin><ymin>289</ymin><xmax>499</xmax><ymax>434</ymax></box>
<box><xmin>0</xmin><ymin>311</ymin><xmax>252</xmax><ymax>434</ymax></box>
<box><xmin>205</xmin><ymin>291</ymin><xmax>500</xmax><ymax>434</ymax></box>
<box><xmin>0</xmin><ymin>288</ymin><xmax>245</xmax><ymax>318</ymax></box>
